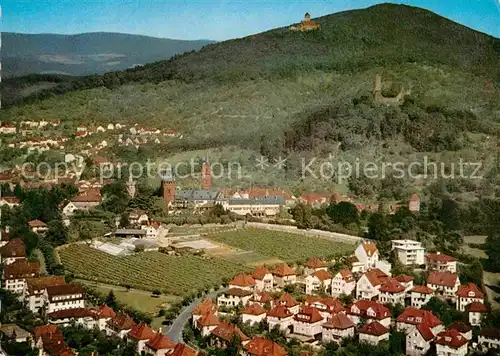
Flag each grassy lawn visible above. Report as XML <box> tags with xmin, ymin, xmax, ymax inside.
<box><xmin>59</xmin><ymin>244</ymin><xmax>250</xmax><ymax>296</ymax></box>
<box><xmin>208</xmin><ymin>227</ymin><xmax>355</xmax><ymax>263</ymax></box>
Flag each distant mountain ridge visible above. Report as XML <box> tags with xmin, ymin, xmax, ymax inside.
<box><xmin>2</xmin><ymin>32</ymin><xmax>215</xmax><ymax>77</ymax></box>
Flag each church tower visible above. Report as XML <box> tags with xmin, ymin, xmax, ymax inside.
<box><xmin>161</xmin><ymin>169</ymin><xmax>176</xmax><ymax>206</ymax></box>
<box><xmin>201</xmin><ymin>157</ymin><xmax>212</xmax><ymax>191</ymax></box>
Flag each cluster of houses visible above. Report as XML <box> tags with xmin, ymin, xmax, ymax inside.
<box><xmin>181</xmin><ymin>241</ymin><xmax>499</xmax><ymax>355</ymax></box>
<box><xmin>0</xmin><ymin>231</ymin><xmax>204</xmax><ymax>356</ymax></box>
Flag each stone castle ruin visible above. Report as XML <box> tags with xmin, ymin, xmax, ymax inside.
<box><xmin>373</xmin><ymin>74</ymin><xmax>411</xmax><ymax>106</ymax></box>
<box><xmin>290</xmin><ymin>12</ymin><xmax>321</xmax><ymax>31</ymax></box>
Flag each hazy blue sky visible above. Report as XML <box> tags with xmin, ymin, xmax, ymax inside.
<box><xmin>3</xmin><ymin>0</ymin><xmax>499</xmax><ymax>41</ymax></box>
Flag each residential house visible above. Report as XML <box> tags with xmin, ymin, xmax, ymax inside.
<box><xmin>304</xmin><ymin>296</ymin><xmax>344</xmax><ymax>320</ymax></box>
<box><xmin>305</xmin><ymin>270</ymin><xmax>332</xmax><ymax>295</ymax></box>
<box><xmin>478</xmin><ymin>328</ymin><xmax>500</xmax><ymax>350</ymax></box>
<box><xmin>321</xmin><ymin>312</ymin><xmax>355</xmax><ymax>344</ymax></box>
<box><xmin>391</xmin><ymin>240</ymin><xmax>425</xmax><ymax>266</ymax></box>
<box><xmin>396</xmin><ymin>308</ymin><xmax>443</xmax><ymax>334</ymax></box>
<box><xmin>1</xmin><ymin>238</ymin><xmax>26</xmax><ymax>265</ymax></box>
<box><xmin>2</xmin><ymin>259</ymin><xmax>40</xmax><ymax>294</ymax></box>
<box><xmin>94</xmin><ymin>304</ymin><xmax>116</xmax><ymax>331</ymax></box>
<box><xmin>24</xmin><ymin>276</ymin><xmax>66</xmax><ymax>313</ymax></box>
<box><xmin>192</xmin><ymin>298</ymin><xmax>218</xmax><ymax>326</ymax></box>
<box><xmin>467</xmin><ymin>302</ymin><xmax>488</xmax><ymax>326</ymax></box>
<box><xmin>331</xmin><ymin>269</ymin><xmax>356</xmax><ymax>296</ymax></box>
<box><xmin>127</xmin><ymin>323</ymin><xmax>157</xmax><ymax>354</ymax></box>
<box><xmin>44</xmin><ymin>284</ymin><xmax>85</xmax><ymax>313</ymax></box>
<box><xmin>63</xmin><ymin>189</ymin><xmax>102</xmax><ymax>215</ymax></box>
<box><xmin>106</xmin><ymin>313</ymin><xmax>136</xmax><ymax>338</ymax></box>
<box><xmin>410</xmin><ymin>285</ymin><xmax>434</xmax><ymax>309</ymax></box>
<box><xmin>426</xmin><ymin>271</ymin><xmax>461</xmax><ymax>300</ymax></box>
<box><xmin>242</xmin><ymin>337</ymin><xmax>287</xmax><ymax>356</ymax></box>
<box><xmin>425</xmin><ymin>253</ymin><xmax>457</xmax><ymax>273</ymax></box>
<box><xmin>358</xmin><ymin>321</ymin><xmax>390</xmax><ymax>345</ymax></box>
<box><xmin>144</xmin><ymin>333</ymin><xmax>176</xmax><ymax>355</ymax></box>
<box><xmin>349</xmin><ymin>256</ymin><xmax>365</xmax><ymax>273</ymax></box>
<box><xmin>170</xmin><ymin>343</ymin><xmax>203</xmax><ymax>356</ymax></box>
<box><xmin>248</xmin><ymin>292</ymin><xmax>274</xmax><ymax>309</ymax></box>
<box><xmin>252</xmin><ymin>266</ymin><xmax>274</xmax><ymax>292</ymax></box>
<box><xmin>0</xmin><ymin>196</ymin><xmax>21</xmax><ymax>208</ymax></box>
<box><xmin>405</xmin><ymin>322</ymin><xmax>435</xmax><ymax>356</ymax></box>
<box><xmin>448</xmin><ymin>321</ymin><xmax>472</xmax><ymax>340</ymax></box>
<box><xmin>435</xmin><ymin>329</ymin><xmax>468</xmax><ymax>356</ymax></box>
<box><xmin>292</xmin><ymin>306</ymin><xmax>324</xmax><ymax>338</ymax></box>
<box><xmin>0</xmin><ymin>324</ymin><xmax>31</xmax><ymax>343</ymax></box>
<box><xmin>28</xmin><ymin>219</ymin><xmax>48</xmax><ymax>233</ymax></box>
<box><xmin>272</xmin><ymin>263</ymin><xmax>296</xmax><ymax>288</ymax></box>
<box><xmin>378</xmin><ymin>278</ymin><xmax>406</xmax><ymax>305</ymax></box>
<box><xmin>242</xmin><ymin>304</ymin><xmax>267</xmax><ymax>326</ymax></box>
<box><xmin>47</xmin><ymin>308</ymin><xmax>96</xmax><ymax>329</ymax></box>
<box><xmin>346</xmin><ymin>300</ymin><xmax>391</xmax><ymax>328</ymax></box>
<box><xmin>32</xmin><ymin>324</ymin><xmax>74</xmax><ymax>356</ymax></box>
<box><xmin>210</xmin><ymin>321</ymin><xmax>250</xmax><ymax>348</ymax></box>
<box><xmin>394</xmin><ymin>275</ymin><xmax>414</xmax><ymax>292</ymax></box>
<box><xmin>141</xmin><ymin>221</ymin><xmax>162</xmax><ymax>239</ymax></box>
<box><xmin>229</xmin><ymin>274</ymin><xmax>256</xmax><ymax>291</ymax></box>
<box><xmin>276</xmin><ymin>294</ymin><xmax>300</xmax><ymax>314</ymax></box>
<box><xmin>355</xmin><ymin>268</ymin><xmax>389</xmax><ymax>300</ymax></box>
<box><xmin>456</xmin><ymin>283</ymin><xmax>484</xmax><ymax>312</ymax></box>
<box><xmin>303</xmin><ymin>258</ymin><xmax>328</xmax><ymax>275</ymax></box>
<box><xmin>354</xmin><ymin>241</ymin><xmax>379</xmax><ymax>271</ymax></box>
<box><xmin>217</xmin><ymin>288</ymin><xmax>253</xmax><ymax>308</ymax></box>
<box><xmin>196</xmin><ymin>312</ymin><xmax>220</xmax><ymax>337</ymax></box>
<box><xmin>266</xmin><ymin>305</ymin><xmax>294</xmax><ymax>332</ymax></box>
<box><xmin>129</xmin><ymin>210</ymin><xmax>149</xmax><ymax>225</ymax></box>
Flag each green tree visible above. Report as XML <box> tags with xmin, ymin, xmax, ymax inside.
<box><xmin>46</xmin><ymin>219</ymin><xmax>69</xmax><ymax>246</ymax></box>
<box><xmin>326</xmin><ymin>202</ymin><xmax>359</xmax><ymax>226</ymax></box>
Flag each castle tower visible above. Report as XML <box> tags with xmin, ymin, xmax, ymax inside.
<box><xmin>201</xmin><ymin>157</ymin><xmax>212</xmax><ymax>191</ymax></box>
<box><xmin>304</xmin><ymin>12</ymin><xmax>311</xmax><ymax>21</ymax></box>
<box><xmin>161</xmin><ymin>169</ymin><xmax>176</xmax><ymax>206</ymax></box>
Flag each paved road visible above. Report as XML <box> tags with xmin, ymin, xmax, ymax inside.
<box><xmin>163</xmin><ymin>288</ymin><xmax>226</xmax><ymax>342</ymax></box>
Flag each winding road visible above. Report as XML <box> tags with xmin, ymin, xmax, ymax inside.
<box><xmin>163</xmin><ymin>288</ymin><xmax>226</xmax><ymax>342</ymax></box>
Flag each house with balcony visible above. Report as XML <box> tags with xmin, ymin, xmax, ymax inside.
<box><xmin>305</xmin><ymin>269</ymin><xmax>332</xmax><ymax>295</ymax></box>
<box><xmin>426</xmin><ymin>271</ymin><xmax>460</xmax><ymax>300</ymax></box>
<box><xmin>391</xmin><ymin>240</ymin><xmax>425</xmax><ymax>266</ymax></box>
<box><xmin>321</xmin><ymin>312</ymin><xmax>355</xmax><ymax>344</ymax></box>
<box><xmin>410</xmin><ymin>285</ymin><xmax>434</xmax><ymax>309</ymax></box>
<box><xmin>358</xmin><ymin>321</ymin><xmax>390</xmax><ymax>345</ymax></box>
<box><xmin>331</xmin><ymin>269</ymin><xmax>356</xmax><ymax>296</ymax></box>
<box><xmin>435</xmin><ymin>329</ymin><xmax>468</xmax><ymax>356</ymax></box>
<box><xmin>425</xmin><ymin>253</ymin><xmax>457</xmax><ymax>273</ymax></box>
<box><xmin>456</xmin><ymin>283</ymin><xmax>484</xmax><ymax>312</ymax></box>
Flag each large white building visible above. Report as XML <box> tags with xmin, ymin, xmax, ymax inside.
<box><xmin>43</xmin><ymin>284</ymin><xmax>85</xmax><ymax>313</ymax></box>
<box><xmin>391</xmin><ymin>240</ymin><xmax>425</xmax><ymax>266</ymax></box>
<box><xmin>354</xmin><ymin>241</ymin><xmax>379</xmax><ymax>271</ymax></box>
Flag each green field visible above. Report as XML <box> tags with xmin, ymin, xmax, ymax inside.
<box><xmin>208</xmin><ymin>228</ymin><xmax>355</xmax><ymax>263</ymax></box>
<box><xmin>59</xmin><ymin>244</ymin><xmax>249</xmax><ymax>296</ymax></box>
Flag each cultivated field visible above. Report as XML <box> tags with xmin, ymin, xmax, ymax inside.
<box><xmin>208</xmin><ymin>228</ymin><xmax>355</xmax><ymax>263</ymax></box>
<box><xmin>59</xmin><ymin>244</ymin><xmax>249</xmax><ymax>296</ymax></box>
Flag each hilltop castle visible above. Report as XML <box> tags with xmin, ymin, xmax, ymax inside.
<box><xmin>290</xmin><ymin>12</ymin><xmax>321</xmax><ymax>31</ymax></box>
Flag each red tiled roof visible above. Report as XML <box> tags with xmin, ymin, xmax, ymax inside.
<box><xmin>466</xmin><ymin>302</ymin><xmax>488</xmax><ymax>313</ymax></box>
<box><xmin>278</xmin><ymin>294</ymin><xmax>298</xmax><ymax>308</ymax></box>
<box><xmin>243</xmin><ymin>304</ymin><xmax>267</xmax><ymax>316</ymax></box>
<box><xmin>1</xmin><ymin>238</ymin><xmax>26</xmax><ymax>258</ymax></box>
<box><xmin>380</xmin><ymin>278</ymin><xmax>405</xmax><ymax>293</ymax></box>
<box><xmin>97</xmin><ymin>304</ymin><xmax>116</xmax><ymax>318</ymax></box>
<box><xmin>311</xmin><ymin>269</ymin><xmax>332</xmax><ymax>281</ymax></box>
<box><xmin>267</xmin><ymin>305</ymin><xmax>293</xmax><ymax>319</ymax></box>
<box><xmin>46</xmin><ymin>284</ymin><xmax>84</xmax><ymax>298</ymax></box>
<box><xmin>339</xmin><ymin>269</ymin><xmax>353</xmax><ymax>280</ymax></box>
<box><xmin>294</xmin><ymin>306</ymin><xmax>323</xmax><ymax>324</ymax></box>
<box><xmin>359</xmin><ymin>321</ymin><xmax>389</xmax><ymax>336</ymax></box>
<box><xmin>230</xmin><ymin>274</ymin><xmax>256</xmax><ymax>287</ymax></box>
<box><xmin>28</xmin><ymin>219</ymin><xmax>47</xmax><ymax>228</ymax></box>
<box><xmin>305</xmin><ymin>296</ymin><xmax>344</xmax><ymax>314</ymax></box>
<box><xmin>146</xmin><ymin>333</ymin><xmax>176</xmax><ymax>351</ymax></box>
<box><xmin>416</xmin><ymin>322</ymin><xmax>435</xmax><ymax>341</ymax></box>
<box><xmin>71</xmin><ymin>189</ymin><xmax>102</xmax><ymax>203</ymax></box>
<box><xmin>252</xmin><ymin>266</ymin><xmax>271</xmax><ymax>280</ymax></box>
<box><xmin>363</xmin><ymin>268</ymin><xmax>389</xmax><ymax>287</ymax></box>
<box><xmin>449</xmin><ymin>321</ymin><xmax>472</xmax><ymax>333</ymax></box>
<box><xmin>425</xmin><ymin>253</ymin><xmax>456</xmax><ymax>263</ymax></box>
<box><xmin>210</xmin><ymin>321</ymin><xmax>249</xmax><ymax>343</ymax></box>
<box><xmin>193</xmin><ymin>298</ymin><xmax>217</xmax><ymax>316</ymax></box>
<box><xmin>435</xmin><ymin>329</ymin><xmax>468</xmax><ymax>348</ymax></box>
<box><xmin>427</xmin><ymin>271</ymin><xmax>459</xmax><ymax>288</ymax></box>
<box><xmin>1</xmin><ymin>196</ymin><xmax>20</xmax><ymax>204</ymax></box>
<box><xmin>33</xmin><ymin>325</ymin><xmax>59</xmax><ymax>341</ymax></box>
<box><xmin>410</xmin><ymin>285</ymin><xmax>434</xmax><ymax>294</ymax></box>
<box><xmin>47</xmin><ymin>308</ymin><xmax>95</xmax><ymax>320</ymax></box>
<box><xmin>397</xmin><ymin>308</ymin><xmax>442</xmax><ymax>328</ymax></box>
<box><xmin>197</xmin><ymin>312</ymin><xmax>220</xmax><ymax>327</ymax></box>
<box><xmin>457</xmin><ymin>283</ymin><xmax>484</xmax><ymax>299</ymax></box>
<box><xmin>243</xmin><ymin>337</ymin><xmax>287</xmax><ymax>356</ymax></box>
<box><xmin>107</xmin><ymin>313</ymin><xmax>136</xmax><ymax>331</ymax></box>
<box><xmin>348</xmin><ymin>300</ymin><xmax>391</xmax><ymax>320</ymax></box>
<box><xmin>128</xmin><ymin>323</ymin><xmax>156</xmax><ymax>340</ymax></box>
<box><xmin>305</xmin><ymin>258</ymin><xmax>327</xmax><ymax>269</ymax></box>
<box><xmin>26</xmin><ymin>276</ymin><xmax>66</xmax><ymax>294</ymax></box>
<box><xmin>362</xmin><ymin>242</ymin><xmax>378</xmax><ymax>256</ymax></box>
<box><xmin>480</xmin><ymin>328</ymin><xmax>500</xmax><ymax>339</ymax></box>
<box><xmin>322</xmin><ymin>313</ymin><xmax>354</xmax><ymax>330</ymax></box>
<box><xmin>272</xmin><ymin>263</ymin><xmax>295</xmax><ymax>277</ymax></box>
<box><xmin>250</xmin><ymin>292</ymin><xmax>273</xmax><ymax>304</ymax></box>
<box><xmin>226</xmin><ymin>288</ymin><xmax>253</xmax><ymax>297</ymax></box>
<box><xmin>4</xmin><ymin>259</ymin><xmax>40</xmax><ymax>279</ymax></box>
<box><xmin>170</xmin><ymin>343</ymin><xmax>198</xmax><ymax>356</ymax></box>
<box><xmin>395</xmin><ymin>275</ymin><xmax>413</xmax><ymax>283</ymax></box>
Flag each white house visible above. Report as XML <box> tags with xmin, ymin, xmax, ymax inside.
<box><xmin>2</xmin><ymin>259</ymin><xmax>40</xmax><ymax>295</ymax></box>
<box><xmin>425</xmin><ymin>253</ymin><xmax>457</xmax><ymax>273</ymax></box>
<box><xmin>346</xmin><ymin>300</ymin><xmax>391</xmax><ymax>328</ymax></box>
<box><xmin>217</xmin><ymin>288</ymin><xmax>252</xmax><ymax>308</ymax></box>
<box><xmin>129</xmin><ymin>210</ymin><xmax>149</xmax><ymax>225</ymax></box>
<box><xmin>435</xmin><ymin>329</ymin><xmax>468</xmax><ymax>356</ymax></box>
<box><xmin>44</xmin><ymin>283</ymin><xmax>85</xmax><ymax>313</ymax></box>
<box><xmin>358</xmin><ymin>321</ymin><xmax>390</xmax><ymax>345</ymax></box>
<box><xmin>394</xmin><ymin>275</ymin><xmax>414</xmax><ymax>292</ymax></box>
<box><xmin>456</xmin><ymin>283</ymin><xmax>484</xmax><ymax>312</ymax></box>
<box><xmin>396</xmin><ymin>308</ymin><xmax>443</xmax><ymax>335</ymax></box>
<box><xmin>406</xmin><ymin>323</ymin><xmax>435</xmax><ymax>356</ymax></box>
<box><xmin>266</xmin><ymin>305</ymin><xmax>294</xmax><ymax>333</ymax></box>
<box><xmin>426</xmin><ymin>271</ymin><xmax>460</xmax><ymax>300</ymax></box>
<box><xmin>241</xmin><ymin>304</ymin><xmax>267</xmax><ymax>326</ymax></box>
<box><xmin>305</xmin><ymin>296</ymin><xmax>344</xmax><ymax>320</ymax></box>
<box><xmin>106</xmin><ymin>313</ymin><xmax>136</xmax><ymax>338</ymax></box>
<box><xmin>127</xmin><ymin>323</ymin><xmax>157</xmax><ymax>354</ymax></box>
<box><xmin>354</xmin><ymin>241</ymin><xmax>379</xmax><ymax>271</ymax></box>
<box><xmin>229</xmin><ymin>274</ymin><xmax>256</xmax><ymax>292</ymax></box>
<box><xmin>331</xmin><ymin>269</ymin><xmax>356</xmax><ymax>296</ymax></box>
<box><xmin>276</xmin><ymin>294</ymin><xmax>300</xmax><ymax>314</ymax></box>
<box><xmin>305</xmin><ymin>270</ymin><xmax>332</xmax><ymax>295</ymax></box>
<box><xmin>378</xmin><ymin>278</ymin><xmax>406</xmax><ymax>305</ymax></box>
<box><xmin>196</xmin><ymin>312</ymin><xmax>220</xmax><ymax>337</ymax></box>
<box><xmin>448</xmin><ymin>321</ymin><xmax>472</xmax><ymax>341</ymax></box>
<box><xmin>478</xmin><ymin>328</ymin><xmax>500</xmax><ymax>351</ymax></box>
<box><xmin>303</xmin><ymin>258</ymin><xmax>328</xmax><ymax>275</ymax></box>
<box><xmin>24</xmin><ymin>276</ymin><xmax>66</xmax><ymax>313</ymax></box>
<box><xmin>410</xmin><ymin>285</ymin><xmax>434</xmax><ymax>309</ymax></box>
<box><xmin>391</xmin><ymin>240</ymin><xmax>425</xmax><ymax>266</ymax></box>
<box><xmin>1</xmin><ymin>238</ymin><xmax>26</xmax><ymax>265</ymax></box>
<box><xmin>47</xmin><ymin>308</ymin><xmax>97</xmax><ymax>329</ymax></box>
<box><xmin>94</xmin><ymin>304</ymin><xmax>116</xmax><ymax>331</ymax></box>
<box><xmin>144</xmin><ymin>333</ymin><xmax>176</xmax><ymax>355</ymax></box>
<box><xmin>252</xmin><ymin>266</ymin><xmax>274</xmax><ymax>292</ymax></box>
<box><xmin>467</xmin><ymin>302</ymin><xmax>488</xmax><ymax>326</ymax></box>
<box><xmin>321</xmin><ymin>312</ymin><xmax>355</xmax><ymax>344</ymax></box>
<box><xmin>292</xmin><ymin>306</ymin><xmax>324</xmax><ymax>338</ymax></box>
<box><xmin>356</xmin><ymin>268</ymin><xmax>389</xmax><ymax>300</ymax></box>
<box><xmin>271</xmin><ymin>264</ymin><xmax>296</xmax><ymax>288</ymax></box>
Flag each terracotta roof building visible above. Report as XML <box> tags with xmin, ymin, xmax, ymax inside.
<box><xmin>210</xmin><ymin>321</ymin><xmax>249</xmax><ymax>347</ymax></box>
<box><xmin>359</xmin><ymin>321</ymin><xmax>390</xmax><ymax>345</ymax></box>
<box><xmin>3</xmin><ymin>259</ymin><xmax>40</xmax><ymax>294</ymax></box>
<box><xmin>456</xmin><ymin>283</ymin><xmax>485</xmax><ymax>312</ymax></box>
<box><xmin>425</xmin><ymin>253</ymin><xmax>457</xmax><ymax>273</ymax></box>
<box><xmin>243</xmin><ymin>337</ymin><xmax>287</xmax><ymax>356</ymax></box>
<box><xmin>426</xmin><ymin>271</ymin><xmax>460</xmax><ymax>299</ymax></box>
